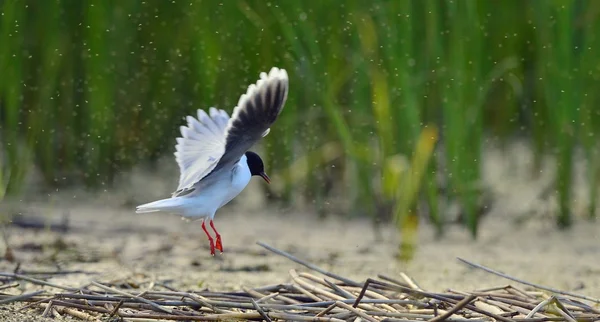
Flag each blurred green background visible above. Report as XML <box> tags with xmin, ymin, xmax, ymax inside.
<box><xmin>1</xmin><ymin>0</ymin><xmax>599</xmax><ymax>245</ymax></box>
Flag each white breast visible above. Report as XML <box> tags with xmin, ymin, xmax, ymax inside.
<box><xmin>178</xmin><ymin>155</ymin><xmax>252</xmax><ymax>219</ymax></box>
<box><xmin>220</xmin><ymin>156</ymin><xmax>252</xmax><ymax>208</ymax></box>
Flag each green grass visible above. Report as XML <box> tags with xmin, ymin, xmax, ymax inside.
<box><xmin>1</xmin><ymin>0</ymin><xmax>599</xmax><ymax>242</ymax></box>
<box><xmin>0</xmin><ymin>0</ymin><xmax>27</xmax><ymax>195</ymax></box>
<box><xmin>532</xmin><ymin>1</ymin><xmax>600</xmax><ymax>225</ymax></box>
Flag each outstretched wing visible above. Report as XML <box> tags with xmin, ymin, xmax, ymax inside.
<box><xmin>211</xmin><ymin>67</ymin><xmax>289</xmax><ymax>173</ymax></box>
<box><xmin>173</xmin><ymin>107</ymin><xmax>230</xmax><ymax>195</ymax></box>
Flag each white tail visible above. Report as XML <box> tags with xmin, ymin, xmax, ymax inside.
<box><xmin>136</xmin><ymin>197</ymin><xmax>183</xmax><ymax>214</ymax></box>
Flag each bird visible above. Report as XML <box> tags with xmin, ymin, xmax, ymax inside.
<box><xmin>136</xmin><ymin>67</ymin><xmax>289</xmax><ymax>256</ymax></box>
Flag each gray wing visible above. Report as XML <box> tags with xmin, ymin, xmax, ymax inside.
<box><xmin>210</xmin><ymin>67</ymin><xmax>289</xmax><ymax>173</ymax></box>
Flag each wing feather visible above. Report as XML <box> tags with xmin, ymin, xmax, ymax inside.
<box><xmin>210</xmin><ymin>67</ymin><xmax>289</xmax><ymax>172</ymax></box>
<box><xmin>171</xmin><ymin>67</ymin><xmax>288</xmax><ymax>196</ymax></box>
<box><xmin>173</xmin><ymin>107</ymin><xmax>230</xmax><ymax>195</ymax></box>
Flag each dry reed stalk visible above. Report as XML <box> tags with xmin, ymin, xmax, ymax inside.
<box><xmin>40</xmin><ymin>302</ymin><xmax>101</xmax><ymax>321</ymax></box>
<box><xmin>0</xmin><ymin>242</ymin><xmax>597</xmax><ymax>321</ymax></box>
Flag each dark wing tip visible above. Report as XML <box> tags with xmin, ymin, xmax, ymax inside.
<box><xmin>216</xmin><ymin>68</ymin><xmax>289</xmax><ymax>168</ymax></box>
<box><xmin>227</xmin><ymin>67</ymin><xmax>288</xmax><ymax>138</ymax></box>
<box><xmin>239</xmin><ymin>67</ymin><xmax>288</xmax><ymax>125</ymax></box>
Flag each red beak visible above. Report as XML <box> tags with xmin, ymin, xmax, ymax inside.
<box><xmin>259</xmin><ymin>172</ymin><xmax>271</xmax><ymax>184</ymax></box>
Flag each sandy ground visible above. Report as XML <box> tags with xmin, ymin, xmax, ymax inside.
<box><xmin>1</xmin><ymin>141</ymin><xmax>600</xmax><ymax>321</ymax></box>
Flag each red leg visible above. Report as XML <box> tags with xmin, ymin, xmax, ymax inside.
<box><xmin>209</xmin><ymin>220</ymin><xmax>223</xmax><ymax>253</ymax></box>
<box><xmin>201</xmin><ymin>220</ymin><xmax>215</xmax><ymax>256</ymax></box>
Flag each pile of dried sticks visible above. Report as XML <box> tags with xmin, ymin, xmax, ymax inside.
<box><xmin>1</xmin><ymin>242</ymin><xmax>599</xmax><ymax>321</ymax></box>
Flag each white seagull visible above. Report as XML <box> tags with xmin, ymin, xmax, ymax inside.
<box><xmin>136</xmin><ymin>67</ymin><xmax>289</xmax><ymax>255</ymax></box>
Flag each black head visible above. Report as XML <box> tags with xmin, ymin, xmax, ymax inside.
<box><xmin>245</xmin><ymin>151</ymin><xmax>270</xmax><ymax>184</ymax></box>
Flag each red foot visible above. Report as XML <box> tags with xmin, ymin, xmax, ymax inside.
<box><xmin>210</xmin><ymin>220</ymin><xmax>224</xmax><ymax>253</ymax></box>
<box><xmin>215</xmin><ymin>235</ymin><xmax>223</xmax><ymax>253</ymax></box>
<box><xmin>201</xmin><ymin>221</ymin><xmax>216</xmax><ymax>256</ymax></box>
